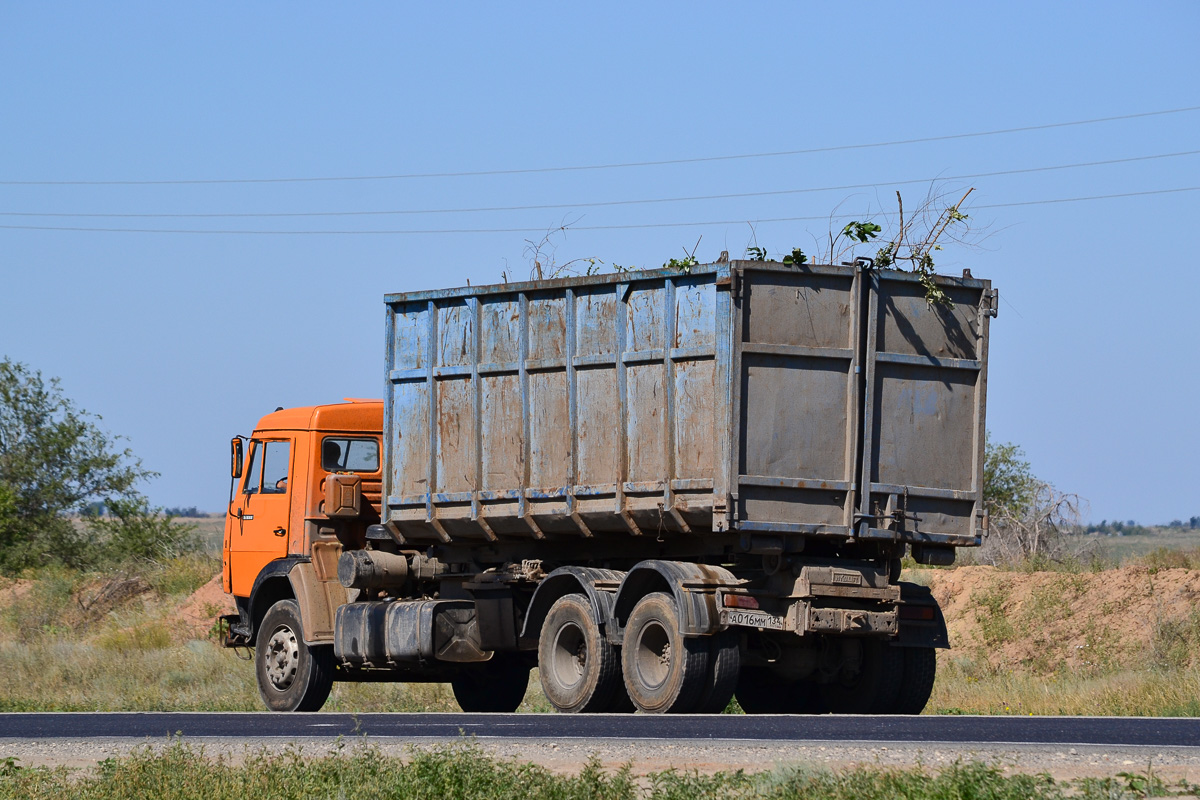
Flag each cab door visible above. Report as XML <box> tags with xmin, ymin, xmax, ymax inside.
<box><xmin>228</xmin><ymin>437</ymin><xmax>294</xmax><ymax>597</ymax></box>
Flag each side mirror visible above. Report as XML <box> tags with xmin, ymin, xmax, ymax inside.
<box><xmin>231</xmin><ymin>437</ymin><xmax>243</xmax><ymax>479</ymax></box>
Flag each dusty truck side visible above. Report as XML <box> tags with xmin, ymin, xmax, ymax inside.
<box><xmin>222</xmin><ymin>259</ymin><xmax>997</xmax><ymax>714</ymax></box>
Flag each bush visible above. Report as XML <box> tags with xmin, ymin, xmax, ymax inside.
<box><xmin>0</xmin><ymin>358</ymin><xmax>154</xmax><ymax>573</ymax></box>
<box><xmin>96</xmin><ymin>622</ymin><xmax>173</xmax><ymax>653</ymax></box>
<box><xmin>84</xmin><ymin>498</ymin><xmax>199</xmax><ymax>565</ymax></box>
<box><xmin>981</xmin><ymin>436</ymin><xmax>1085</xmax><ymax>567</ymax></box>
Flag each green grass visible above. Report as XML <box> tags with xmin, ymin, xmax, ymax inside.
<box><xmin>0</xmin><ymin>741</ymin><xmax>1186</xmax><ymax>800</ymax></box>
<box><xmin>143</xmin><ymin>553</ymin><xmax>220</xmax><ymax>597</ymax></box>
<box><xmin>10</xmin><ymin>543</ymin><xmax>1200</xmax><ymax>716</ymax></box>
<box><xmin>929</xmin><ymin>655</ymin><xmax>1200</xmax><ymax>717</ymax></box>
<box><xmin>1093</xmin><ymin>528</ymin><xmax>1200</xmax><ymax>563</ymax></box>
<box><xmin>972</xmin><ymin>582</ymin><xmax>1016</xmax><ymax>647</ymax></box>
<box><xmin>0</xmin><ymin>633</ymin><xmax>558</xmax><ymax>712</ymax></box>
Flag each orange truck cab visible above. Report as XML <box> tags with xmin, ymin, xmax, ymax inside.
<box><xmin>222</xmin><ymin>400</ymin><xmax>383</xmax><ymax>710</ymax></box>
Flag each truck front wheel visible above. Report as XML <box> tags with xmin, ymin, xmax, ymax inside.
<box><xmin>255</xmin><ymin>599</ymin><xmax>334</xmax><ymax>712</ymax></box>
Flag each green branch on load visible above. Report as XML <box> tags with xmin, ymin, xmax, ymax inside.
<box><xmin>871</xmin><ymin>187</ymin><xmax>975</xmax><ymax>307</ymax></box>
<box><xmin>507</xmin><ymin>186</ymin><xmax>982</xmax><ymax>300</ymax></box>
<box><xmin>663</xmin><ymin>237</ymin><xmax>702</xmax><ymax>274</ymax></box>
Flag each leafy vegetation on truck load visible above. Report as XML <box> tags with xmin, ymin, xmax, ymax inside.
<box><xmin>0</xmin><ymin>357</ymin><xmax>198</xmax><ymax>573</ymax></box>
<box><xmin>516</xmin><ymin>186</ymin><xmax>979</xmax><ymax>307</ymax></box>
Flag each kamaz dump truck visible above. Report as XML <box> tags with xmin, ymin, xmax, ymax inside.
<box><xmin>222</xmin><ymin>259</ymin><xmax>997</xmax><ymax>714</ymax></box>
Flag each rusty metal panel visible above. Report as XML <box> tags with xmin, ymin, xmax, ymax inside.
<box><xmin>626</xmin><ymin>363</ymin><xmax>666</xmax><ymax>483</ymax></box>
<box><xmin>383</xmin><ymin>268</ymin><xmax>726</xmax><ymax>543</ymax></box>
<box><xmin>857</xmin><ymin>270</ymin><xmax>995</xmax><ymax>547</ymax></box>
<box><xmin>528</xmin><ymin>370</ymin><xmax>569</xmax><ymax>488</ymax></box>
<box><xmin>381</xmin><ymin>262</ymin><xmax>991</xmax><ymax>551</ymax></box>
<box><xmin>733</xmin><ymin>265</ymin><xmax>861</xmax><ymax>536</ymax></box>
<box><xmin>576</xmin><ymin>366</ymin><xmax>619</xmax><ymax>485</ymax></box>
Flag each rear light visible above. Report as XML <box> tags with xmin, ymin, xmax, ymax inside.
<box><xmin>723</xmin><ymin>594</ymin><xmax>760</xmax><ymax>610</ymax></box>
<box><xmin>899</xmin><ymin>605</ymin><xmax>935</xmax><ymax>621</ymax></box>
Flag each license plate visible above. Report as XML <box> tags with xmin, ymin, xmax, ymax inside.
<box><xmin>720</xmin><ymin>608</ymin><xmax>786</xmax><ymax>630</ymax></box>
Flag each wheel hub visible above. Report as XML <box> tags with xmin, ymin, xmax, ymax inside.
<box><xmin>634</xmin><ymin>621</ymin><xmax>671</xmax><ymax>689</ymax></box>
<box><xmin>264</xmin><ymin>624</ymin><xmax>300</xmax><ymax>690</ymax></box>
<box><xmin>551</xmin><ymin>622</ymin><xmax>587</xmax><ymax>687</ymax></box>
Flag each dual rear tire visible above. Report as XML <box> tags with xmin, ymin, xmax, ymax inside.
<box><xmin>538</xmin><ymin>594</ymin><xmax>630</xmax><ymax>713</ymax></box>
<box><xmin>734</xmin><ymin>640</ymin><xmax>937</xmax><ymax>715</ymax></box>
<box><xmin>537</xmin><ymin>591</ymin><xmax>739</xmax><ymax>714</ymax></box>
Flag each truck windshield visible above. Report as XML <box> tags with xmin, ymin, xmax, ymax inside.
<box><xmin>322</xmin><ymin>437</ymin><xmax>379</xmax><ymax>473</ymax></box>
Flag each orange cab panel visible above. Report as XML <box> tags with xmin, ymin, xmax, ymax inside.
<box><xmin>228</xmin><ymin>437</ymin><xmax>294</xmax><ymax>597</ymax></box>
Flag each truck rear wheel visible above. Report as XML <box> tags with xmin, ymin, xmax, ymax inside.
<box><xmin>694</xmin><ymin>629</ymin><xmax>740</xmax><ymax>713</ymax></box>
<box><xmin>451</xmin><ymin>654</ymin><xmax>530</xmax><ymax>713</ymax></box>
<box><xmin>821</xmin><ymin>638</ymin><xmax>902</xmax><ymax>714</ymax></box>
<box><xmin>621</xmin><ymin>592</ymin><xmax>708</xmax><ymax>713</ymax></box>
<box><xmin>255</xmin><ymin>599</ymin><xmax>334</xmax><ymax>712</ymax></box>
<box><xmin>734</xmin><ymin>668</ymin><xmax>819</xmax><ymax>714</ymax></box>
<box><xmin>538</xmin><ymin>594</ymin><xmax>625</xmax><ymax>713</ymax></box>
<box><xmin>891</xmin><ymin>646</ymin><xmax>937</xmax><ymax>714</ymax></box>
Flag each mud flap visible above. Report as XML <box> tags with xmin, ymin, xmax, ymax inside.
<box><xmin>894</xmin><ymin>581</ymin><xmax>949</xmax><ymax>648</ymax></box>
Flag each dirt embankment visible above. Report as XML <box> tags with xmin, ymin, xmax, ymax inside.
<box><xmin>166</xmin><ymin>575</ymin><xmax>237</xmax><ymax>639</ymax></box>
<box><xmin>921</xmin><ymin>565</ymin><xmax>1200</xmax><ymax>672</ymax></box>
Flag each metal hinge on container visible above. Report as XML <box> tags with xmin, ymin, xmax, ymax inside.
<box><xmin>982</xmin><ymin>288</ymin><xmax>999</xmax><ymax>318</ymax></box>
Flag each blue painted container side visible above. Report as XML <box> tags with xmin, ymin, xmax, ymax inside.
<box><xmin>382</xmin><ymin>262</ymin><xmax>995</xmax><ymax>550</ymax></box>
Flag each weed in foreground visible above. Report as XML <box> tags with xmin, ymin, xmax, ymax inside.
<box><xmin>3</xmin><ymin>743</ymin><xmax>1192</xmax><ymax>800</ymax></box>
<box><xmin>0</xmin><ymin>741</ymin><xmax>642</xmax><ymax>800</ymax></box>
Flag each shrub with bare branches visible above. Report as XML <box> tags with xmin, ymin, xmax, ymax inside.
<box><xmin>979</xmin><ymin>436</ymin><xmax>1088</xmax><ymax>566</ymax></box>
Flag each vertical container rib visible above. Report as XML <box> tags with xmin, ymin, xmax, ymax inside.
<box><xmin>712</xmin><ymin>268</ymin><xmax>733</xmax><ymax>532</ymax></box>
<box><xmin>856</xmin><ymin>271</ymin><xmax>881</xmax><ymax>540</ymax></box>
<box><xmin>614</xmin><ymin>281</ymin><xmax>638</xmax><ymax>535</ymax></box>
<box><xmin>843</xmin><ymin>267</ymin><xmax>864</xmax><ymax>528</ymax></box>
<box><xmin>425</xmin><ymin>300</ymin><xmax>438</xmax><ymax>527</ymax></box>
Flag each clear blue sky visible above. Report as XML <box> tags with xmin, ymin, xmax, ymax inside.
<box><xmin>2</xmin><ymin>3</ymin><xmax>1197</xmax><ymax>524</ymax></box>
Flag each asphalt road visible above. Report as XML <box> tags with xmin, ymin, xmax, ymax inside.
<box><xmin>2</xmin><ymin>713</ymin><xmax>1198</xmax><ymax>747</ymax></box>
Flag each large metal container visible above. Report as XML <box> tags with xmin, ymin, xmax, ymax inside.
<box><xmin>382</xmin><ymin>262</ymin><xmax>996</xmax><ymax>551</ymax></box>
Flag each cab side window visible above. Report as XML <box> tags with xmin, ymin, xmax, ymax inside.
<box><xmin>261</xmin><ymin>441</ymin><xmax>291</xmax><ymax>494</ymax></box>
<box><xmin>322</xmin><ymin>437</ymin><xmax>379</xmax><ymax>473</ymax></box>
<box><xmin>242</xmin><ymin>442</ymin><xmax>263</xmax><ymax>495</ymax></box>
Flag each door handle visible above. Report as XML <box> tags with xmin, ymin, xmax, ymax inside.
<box><xmin>273</xmin><ymin>527</ymin><xmax>287</xmax><ymax>537</ymax></box>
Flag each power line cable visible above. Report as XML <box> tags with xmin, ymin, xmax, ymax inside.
<box><xmin>2</xmin><ymin>106</ymin><xmax>1198</xmax><ymax>186</ymax></box>
<box><xmin>1</xmin><ymin>187</ymin><xmax>1196</xmax><ymax>235</ymax></box>
<box><xmin>3</xmin><ymin>150</ymin><xmax>1196</xmax><ymax>219</ymax></box>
